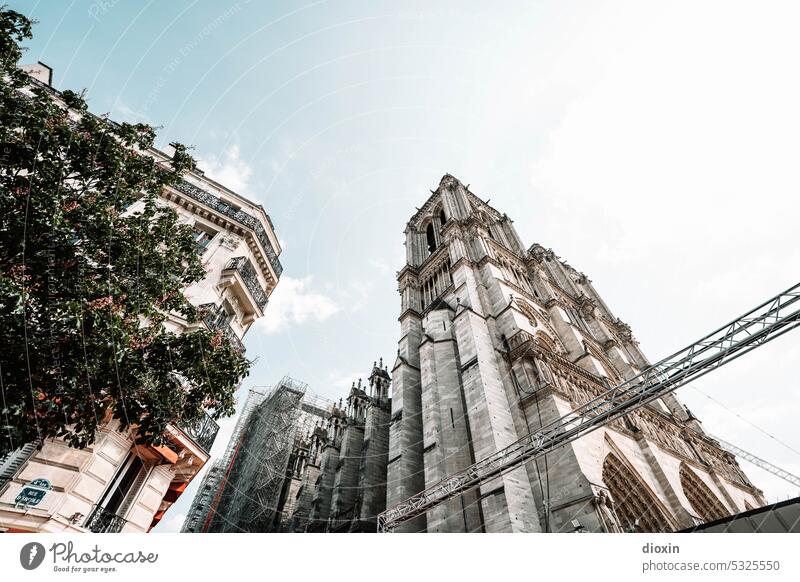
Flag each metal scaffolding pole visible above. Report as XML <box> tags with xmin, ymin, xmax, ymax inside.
<box><xmin>377</xmin><ymin>281</ymin><xmax>800</xmax><ymax>532</ymax></box>
<box><xmin>239</xmin><ymin>380</ymin><xmax>306</xmax><ymax>531</ymax></box>
<box><xmin>712</xmin><ymin>436</ymin><xmax>800</xmax><ymax>490</ymax></box>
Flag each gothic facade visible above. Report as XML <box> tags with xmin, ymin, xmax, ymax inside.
<box><xmin>295</xmin><ymin>360</ymin><xmax>392</xmax><ymax>532</ymax></box>
<box><xmin>387</xmin><ymin>174</ymin><xmax>765</xmax><ymax>532</ymax></box>
<box><xmin>182</xmin><ymin>361</ymin><xmax>391</xmax><ymax>533</ymax></box>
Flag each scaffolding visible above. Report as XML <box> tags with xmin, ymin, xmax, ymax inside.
<box><xmin>183</xmin><ymin>376</ymin><xmax>334</xmax><ymax>533</ymax></box>
<box><xmin>181</xmin><ymin>387</ymin><xmax>268</xmax><ymax>532</ymax></box>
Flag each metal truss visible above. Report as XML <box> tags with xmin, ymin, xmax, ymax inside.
<box><xmin>713</xmin><ymin>436</ymin><xmax>800</xmax><ymax>489</ymax></box>
<box><xmin>377</xmin><ymin>282</ymin><xmax>800</xmax><ymax>532</ymax></box>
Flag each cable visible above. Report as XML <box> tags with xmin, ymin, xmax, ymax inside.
<box><xmin>689</xmin><ymin>385</ymin><xmax>800</xmax><ymax>459</ymax></box>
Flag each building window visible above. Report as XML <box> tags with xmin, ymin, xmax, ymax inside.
<box><xmin>221</xmin><ymin>299</ymin><xmax>237</xmax><ymax>325</ymax></box>
<box><xmin>439</xmin><ymin>208</ymin><xmax>447</xmax><ymax>225</ymax></box>
<box><xmin>88</xmin><ymin>452</ymin><xmax>148</xmax><ymax>530</ymax></box>
<box><xmin>426</xmin><ymin>223</ymin><xmax>437</xmax><ymax>254</ymax></box>
<box><xmin>193</xmin><ymin>225</ymin><xmax>216</xmax><ymax>254</ymax></box>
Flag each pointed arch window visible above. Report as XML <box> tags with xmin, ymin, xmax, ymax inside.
<box><xmin>679</xmin><ymin>464</ymin><xmax>729</xmax><ymax>522</ymax></box>
<box><xmin>601</xmin><ymin>454</ymin><xmax>673</xmax><ymax>532</ymax></box>
<box><xmin>426</xmin><ymin>223</ymin><xmax>437</xmax><ymax>254</ymax></box>
<box><xmin>439</xmin><ymin>208</ymin><xmax>447</xmax><ymax>225</ymax></box>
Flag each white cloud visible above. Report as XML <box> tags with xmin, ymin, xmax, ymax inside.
<box><xmin>257</xmin><ymin>276</ymin><xmax>339</xmax><ymax>334</ymax></box>
<box><xmin>327</xmin><ymin>369</ymin><xmax>363</xmax><ymax>392</ymax></box>
<box><xmin>531</xmin><ymin>1</ymin><xmax>800</xmax><ymax>265</ymax></box>
<box><xmin>199</xmin><ymin>145</ymin><xmax>254</xmax><ymax>195</ymax></box>
<box><xmin>155</xmin><ymin>511</ymin><xmax>186</xmax><ymax>533</ymax></box>
<box><xmin>368</xmin><ymin>258</ymin><xmax>392</xmax><ymax>275</ymax></box>
<box><xmin>112</xmin><ymin>99</ymin><xmax>148</xmax><ymax>123</ymax></box>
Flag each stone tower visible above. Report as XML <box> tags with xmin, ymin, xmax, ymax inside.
<box><xmin>387</xmin><ymin>174</ymin><xmax>765</xmax><ymax>533</ymax></box>
<box><xmin>291</xmin><ymin>359</ymin><xmax>391</xmax><ymax>532</ymax></box>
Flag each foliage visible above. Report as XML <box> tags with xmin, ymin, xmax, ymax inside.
<box><xmin>0</xmin><ymin>9</ymin><xmax>249</xmax><ymax>455</ymax></box>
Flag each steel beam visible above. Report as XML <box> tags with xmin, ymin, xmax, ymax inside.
<box><xmin>713</xmin><ymin>436</ymin><xmax>800</xmax><ymax>489</ymax></box>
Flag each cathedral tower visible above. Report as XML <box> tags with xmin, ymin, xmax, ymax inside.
<box><xmin>387</xmin><ymin>175</ymin><xmax>765</xmax><ymax>532</ymax></box>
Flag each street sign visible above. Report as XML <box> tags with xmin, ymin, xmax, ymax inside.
<box><xmin>14</xmin><ymin>478</ymin><xmax>52</xmax><ymax>508</ymax></box>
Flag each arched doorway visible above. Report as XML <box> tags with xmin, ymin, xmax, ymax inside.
<box><xmin>602</xmin><ymin>454</ymin><xmax>673</xmax><ymax>532</ymax></box>
<box><xmin>679</xmin><ymin>464</ymin><xmax>730</xmax><ymax>523</ymax></box>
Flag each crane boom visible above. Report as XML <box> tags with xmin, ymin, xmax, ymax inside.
<box><xmin>377</xmin><ymin>282</ymin><xmax>800</xmax><ymax>532</ymax></box>
<box><xmin>713</xmin><ymin>436</ymin><xmax>800</xmax><ymax>489</ymax></box>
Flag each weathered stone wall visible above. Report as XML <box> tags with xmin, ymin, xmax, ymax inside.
<box><xmin>357</xmin><ymin>404</ymin><xmax>390</xmax><ymax>530</ymax></box>
<box><xmin>330</xmin><ymin>424</ymin><xmax>364</xmax><ymax>517</ymax></box>
<box><xmin>309</xmin><ymin>444</ymin><xmax>339</xmax><ymax>529</ymax></box>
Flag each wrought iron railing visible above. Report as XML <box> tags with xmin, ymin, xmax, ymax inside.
<box><xmin>224</xmin><ymin>256</ymin><xmax>269</xmax><ymax>310</ymax></box>
<box><xmin>85</xmin><ymin>505</ymin><xmax>127</xmax><ymax>533</ymax></box>
<box><xmin>173</xmin><ymin>180</ymin><xmax>282</xmax><ymax>277</ymax></box>
<box><xmin>199</xmin><ymin>303</ymin><xmax>245</xmax><ymax>352</ymax></box>
<box><xmin>178</xmin><ymin>412</ymin><xmax>220</xmax><ymax>453</ymax></box>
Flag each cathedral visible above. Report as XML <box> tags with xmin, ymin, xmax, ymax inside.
<box><xmin>386</xmin><ymin>174</ymin><xmax>766</xmax><ymax>533</ymax></box>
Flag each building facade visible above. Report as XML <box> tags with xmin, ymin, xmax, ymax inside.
<box><xmin>182</xmin><ymin>361</ymin><xmax>391</xmax><ymax>533</ymax></box>
<box><xmin>0</xmin><ymin>66</ymin><xmax>282</xmax><ymax>533</ymax></box>
<box><xmin>187</xmin><ymin>377</ymin><xmax>333</xmax><ymax>533</ymax></box>
<box><xmin>387</xmin><ymin>174</ymin><xmax>765</xmax><ymax>533</ymax></box>
<box><xmin>301</xmin><ymin>360</ymin><xmax>391</xmax><ymax>532</ymax></box>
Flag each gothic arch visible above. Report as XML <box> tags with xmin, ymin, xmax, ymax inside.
<box><xmin>583</xmin><ymin>340</ymin><xmax>622</xmax><ymax>384</ymax></box>
<box><xmin>679</xmin><ymin>464</ymin><xmax>730</xmax><ymax>522</ymax></box>
<box><xmin>516</xmin><ymin>299</ymin><xmax>567</xmax><ymax>354</ymax></box>
<box><xmin>534</xmin><ymin>331</ymin><xmax>558</xmax><ymax>354</ymax></box>
<box><xmin>425</xmin><ymin>222</ymin><xmax>437</xmax><ymax>254</ymax></box>
<box><xmin>601</xmin><ymin>454</ymin><xmax>673</xmax><ymax>532</ymax></box>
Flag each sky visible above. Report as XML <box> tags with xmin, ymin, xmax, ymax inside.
<box><xmin>11</xmin><ymin>0</ymin><xmax>800</xmax><ymax>531</ymax></box>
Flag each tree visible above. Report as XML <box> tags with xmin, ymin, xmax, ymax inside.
<box><xmin>0</xmin><ymin>9</ymin><xmax>250</xmax><ymax>456</ymax></box>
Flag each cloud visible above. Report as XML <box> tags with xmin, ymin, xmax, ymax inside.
<box><xmin>156</xmin><ymin>511</ymin><xmax>186</xmax><ymax>533</ymax></box>
<box><xmin>199</xmin><ymin>145</ymin><xmax>253</xmax><ymax>195</ymax></box>
<box><xmin>257</xmin><ymin>276</ymin><xmax>339</xmax><ymax>334</ymax></box>
<box><xmin>112</xmin><ymin>99</ymin><xmax>149</xmax><ymax>123</ymax></box>
<box><xmin>530</xmin><ymin>2</ymin><xmax>800</xmax><ymax>267</ymax></box>
<box><xmin>327</xmin><ymin>369</ymin><xmax>364</xmax><ymax>392</ymax></box>
<box><xmin>368</xmin><ymin>258</ymin><xmax>392</xmax><ymax>276</ymax></box>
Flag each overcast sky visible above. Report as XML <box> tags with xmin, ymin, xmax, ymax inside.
<box><xmin>14</xmin><ymin>0</ymin><xmax>800</xmax><ymax>531</ymax></box>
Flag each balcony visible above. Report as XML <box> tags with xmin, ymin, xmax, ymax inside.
<box><xmin>85</xmin><ymin>505</ymin><xmax>127</xmax><ymax>533</ymax></box>
<box><xmin>172</xmin><ymin>180</ymin><xmax>282</xmax><ymax>278</ymax></box>
<box><xmin>199</xmin><ymin>303</ymin><xmax>245</xmax><ymax>352</ymax></box>
<box><xmin>177</xmin><ymin>412</ymin><xmax>220</xmax><ymax>453</ymax></box>
<box><xmin>222</xmin><ymin>256</ymin><xmax>269</xmax><ymax>311</ymax></box>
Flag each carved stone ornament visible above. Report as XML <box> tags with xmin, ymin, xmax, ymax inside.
<box><xmin>577</xmin><ymin>294</ymin><xmax>597</xmax><ymax>319</ymax></box>
<box><xmin>220</xmin><ymin>233</ymin><xmax>242</xmax><ymax>250</ymax></box>
<box><xmin>613</xmin><ymin>318</ymin><xmax>635</xmax><ymax>343</ymax></box>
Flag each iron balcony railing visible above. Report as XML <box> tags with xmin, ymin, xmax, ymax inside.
<box><xmin>224</xmin><ymin>256</ymin><xmax>269</xmax><ymax>310</ymax></box>
<box><xmin>178</xmin><ymin>412</ymin><xmax>220</xmax><ymax>453</ymax></box>
<box><xmin>199</xmin><ymin>303</ymin><xmax>245</xmax><ymax>353</ymax></box>
<box><xmin>84</xmin><ymin>505</ymin><xmax>128</xmax><ymax>533</ymax></box>
<box><xmin>173</xmin><ymin>180</ymin><xmax>282</xmax><ymax>278</ymax></box>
